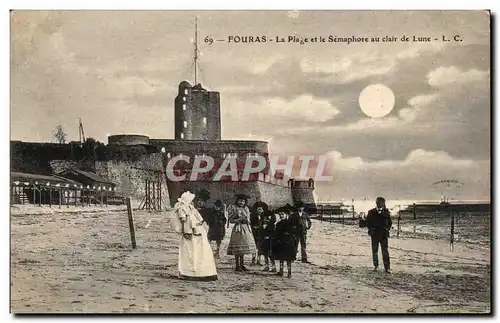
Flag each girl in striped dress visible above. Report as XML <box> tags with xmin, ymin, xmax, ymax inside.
<box><xmin>226</xmin><ymin>194</ymin><xmax>257</xmax><ymax>271</ymax></box>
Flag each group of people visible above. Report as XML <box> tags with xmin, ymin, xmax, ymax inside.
<box><xmin>224</xmin><ymin>194</ymin><xmax>312</xmax><ymax>278</ymax></box>
<box><xmin>170</xmin><ymin>190</ymin><xmax>312</xmax><ymax>281</ymax></box>
<box><xmin>171</xmin><ymin>190</ymin><xmax>393</xmax><ymax>282</ymax></box>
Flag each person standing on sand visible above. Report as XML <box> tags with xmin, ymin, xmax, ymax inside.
<box><xmin>254</xmin><ymin>201</ymin><xmax>277</xmax><ymax>272</ymax></box>
<box><xmin>227</xmin><ymin>194</ymin><xmax>257</xmax><ymax>272</ymax></box>
<box><xmin>272</xmin><ymin>205</ymin><xmax>298</xmax><ymax>278</ymax></box>
<box><xmin>170</xmin><ymin>191</ymin><xmax>217</xmax><ymax>281</ymax></box>
<box><xmin>204</xmin><ymin>199</ymin><xmax>227</xmax><ymax>260</ymax></box>
<box><xmin>250</xmin><ymin>202</ymin><xmax>264</xmax><ymax>266</ymax></box>
<box><xmin>194</xmin><ymin>189</ymin><xmax>211</xmax><ymax>220</ymax></box>
<box><xmin>289</xmin><ymin>201</ymin><xmax>312</xmax><ymax>263</ymax></box>
<box><xmin>365</xmin><ymin>197</ymin><xmax>392</xmax><ymax>273</ymax></box>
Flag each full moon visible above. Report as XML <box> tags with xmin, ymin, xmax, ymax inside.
<box><xmin>358</xmin><ymin>84</ymin><xmax>395</xmax><ymax>118</ymax></box>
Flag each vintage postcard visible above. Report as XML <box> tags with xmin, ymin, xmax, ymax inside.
<box><xmin>10</xmin><ymin>10</ymin><xmax>491</xmax><ymax>314</ymax></box>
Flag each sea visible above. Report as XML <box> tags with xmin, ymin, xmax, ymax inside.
<box><xmin>319</xmin><ymin>199</ymin><xmax>491</xmax><ymax>215</ymax></box>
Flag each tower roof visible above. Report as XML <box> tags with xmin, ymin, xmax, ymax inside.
<box><xmin>192</xmin><ymin>83</ymin><xmax>206</xmax><ymax>91</ymax></box>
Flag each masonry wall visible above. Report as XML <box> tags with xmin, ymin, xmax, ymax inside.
<box><xmin>95</xmin><ymin>153</ymin><xmax>169</xmax><ymax>209</ymax></box>
<box><xmin>150</xmin><ymin>139</ymin><xmax>268</xmax><ymax>156</ymax></box>
<box><xmin>108</xmin><ymin>134</ymin><xmax>150</xmax><ymax>146</ymax></box>
<box><xmin>256</xmin><ymin>181</ymin><xmax>295</xmax><ymax>210</ymax></box>
<box><xmin>291</xmin><ymin>188</ymin><xmax>316</xmax><ymax>206</ymax></box>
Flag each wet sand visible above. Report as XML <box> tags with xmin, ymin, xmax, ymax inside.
<box><xmin>10</xmin><ymin>205</ymin><xmax>490</xmax><ymax>313</ymax></box>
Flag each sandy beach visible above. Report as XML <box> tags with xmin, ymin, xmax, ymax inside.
<box><xmin>10</xmin><ymin>205</ymin><xmax>490</xmax><ymax>314</ymax></box>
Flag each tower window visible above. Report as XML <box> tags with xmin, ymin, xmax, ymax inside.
<box><xmin>183</xmin><ymin>97</ymin><xmax>186</xmax><ymax>102</ymax></box>
<box><xmin>203</xmin><ymin>117</ymin><xmax>207</xmax><ymax>125</ymax></box>
<box><xmin>182</xmin><ymin>104</ymin><xmax>186</xmax><ymax>111</ymax></box>
<box><xmin>184</xmin><ymin>121</ymin><xmax>188</xmax><ymax>128</ymax></box>
<box><xmin>184</xmin><ymin>89</ymin><xmax>188</xmax><ymax>95</ymax></box>
<box><xmin>167</xmin><ymin>153</ymin><xmax>171</xmax><ymax>158</ymax></box>
<box><xmin>180</xmin><ymin>133</ymin><xmax>184</xmax><ymax>139</ymax></box>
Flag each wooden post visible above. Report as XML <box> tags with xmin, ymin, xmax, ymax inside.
<box><xmin>147</xmin><ymin>180</ymin><xmax>151</xmax><ymax>210</ymax></box>
<box><xmin>22</xmin><ymin>187</ymin><xmax>25</xmax><ymax>205</ymax></box>
<box><xmin>74</xmin><ymin>188</ymin><xmax>77</xmax><ymax>206</ymax></box>
<box><xmin>145</xmin><ymin>180</ymin><xmax>148</xmax><ymax>210</ymax></box>
<box><xmin>105</xmin><ymin>189</ymin><xmax>108</xmax><ymax>207</ymax></box>
<box><xmin>450</xmin><ymin>211</ymin><xmax>455</xmax><ymax>252</ymax></box>
<box><xmin>38</xmin><ymin>188</ymin><xmax>41</xmax><ymax>207</ymax></box>
<box><xmin>32</xmin><ymin>186</ymin><xmax>36</xmax><ymax>205</ymax></box>
<box><xmin>341</xmin><ymin>208</ymin><xmax>344</xmax><ymax>225</ymax></box>
<box><xmin>159</xmin><ymin>181</ymin><xmax>162</xmax><ymax>210</ymax></box>
<box><xmin>67</xmin><ymin>190</ymin><xmax>70</xmax><ymax>208</ymax></box>
<box><xmin>126</xmin><ymin>197</ymin><xmax>137</xmax><ymax>249</ymax></box>
<box><xmin>152</xmin><ymin>181</ymin><xmax>156</xmax><ymax>210</ymax></box>
<box><xmin>59</xmin><ymin>188</ymin><xmax>62</xmax><ymax>208</ymax></box>
<box><xmin>397</xmin><ymin>213</ymin><xmax>401</xmax><ymax>239</ymax></box>
<box><xmin>49</xmin><ymin>189</ymin><xmax>52</xmax><ymax>208</ymax></box>
<box><xmin>413</xmin><ymin>203</ymin><xmax>416</xmax><ymax>220</ymax></box>
<box><xmin>352</xmin><ymin>199</ymin><xmax>355</xmax><ymax>219</ymax></box>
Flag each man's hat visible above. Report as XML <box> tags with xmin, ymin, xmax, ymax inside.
<box><xmin>235</xmin><ymin>193</ymin><xmax>250</xmax><ymax>201</ymax></box>
<box><xmin>253</xmin><ymin>201</ymin><xmax>269</xmax><ymax>211</ymax></box>
<box><xmin>214</xmin><ymin>199</ymin><xmax>223</xmax><ymax>207</ymax></box>
<box><xmin>196</xmin><ymin>189</ymin><xmax>211</xmax><ymax>201</ymax></box>
<box><xmin>295</xmin><ymin>200</ymin><xmax>305</xmax><ymax>208</ymax></box>
<box><xmin>283</xmin><ymin>203</ymin><xmax>294</xmax><ymax>212</ymax></box>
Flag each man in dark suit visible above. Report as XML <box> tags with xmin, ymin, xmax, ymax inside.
<box><xmin>289</xmin><ymin>201</ymin><xmax>312</xmax><ymax>263</ymax></box>
<box><xmin>365</xmin><ymin>197</ymin><xmax>392</xmax><ymax>273</ymax></box>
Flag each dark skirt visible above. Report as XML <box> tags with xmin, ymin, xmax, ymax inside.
<box><xmin>251</xmin><ymin>227</ymin><xmax>261</xmax><ymax>244</ymax></box>
<box><xmin>207</xmin><ymin>224</ymin><xmax>225</xmax><ymax>242</ymax></box>
<box><xmin>272</xmin><ymin>234</ymin><xmax>297</xmax><ymax>261</ymax></box>
<box><xmin>258</xmin><ymin>237</ymin><xmax>273</xmax><ymax>256</ymax></box>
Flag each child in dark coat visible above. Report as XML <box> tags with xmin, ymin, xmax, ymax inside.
<box><xmin>272</xmin><ymin>206</ymin><xmax>298</xmax><ymax>278</ymax></box>
<box><xmin>205</xmin><ymin>199</ymin><xmax>227</xmax><ymax>259</ymax></box>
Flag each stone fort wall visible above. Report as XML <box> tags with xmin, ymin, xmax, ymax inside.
<box><xmin>11</xmin><ymin>138</ymin><xmax>316</xmax><ymax>210</ymax></box>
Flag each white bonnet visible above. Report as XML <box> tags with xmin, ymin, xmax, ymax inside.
<box><xmin>178</xmin><ymin>191</ymin><xmax>196</xmax><ymax>205</ymax></box>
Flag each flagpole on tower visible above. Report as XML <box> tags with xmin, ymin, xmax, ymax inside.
<box><xmin>194</xmin><ymin>17</ymin><xmax>198</xmax><ymax>85</ymax></box>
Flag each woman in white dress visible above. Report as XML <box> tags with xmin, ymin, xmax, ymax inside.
<box><xmin>171</xmin><ymin>191</ymin><xmax>217</xmax><ymax>281</ymax></box>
